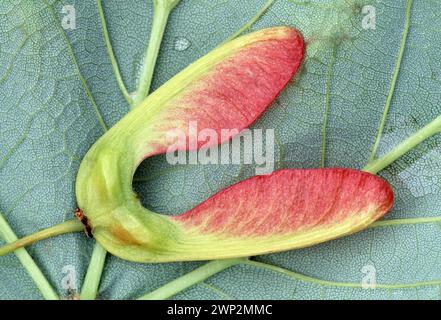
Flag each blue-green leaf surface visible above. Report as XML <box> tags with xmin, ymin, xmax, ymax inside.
<box><xmin>1</xmin><ymin>0</ymin><xmax>441</xmax><ymax>299</ymax></box>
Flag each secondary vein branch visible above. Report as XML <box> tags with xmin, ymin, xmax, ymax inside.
<box><xmin>97</xmin><ymin>0</ymin><xmax>133</xmax><ymax>106</ymax></box>
<box><xmin>220</xmin><ymin>0</ymin><xmax>275</xmax><ymax>45</ymax></box>
<box><xmin>44</xmin><ymin>0</ymin><xmax>108</xmax><ymax>131</ymax></box>
<box><xmin>363</xmin><ymin>114</ymin><xmax>441</xmax><ymax>174</ymax></box>
<box><xmin>370</xmin><ymin>216</ymin><xmax>441</xmax><ymax>228</ymax></box>
<box><xmin>246</xmin><ymin>260</ymin><xmax>441</xmax><ymax>289</ymax></box>
<box><xmin>368</xmin><ymin>0</ymin><xmax>413</xmax><ymax>162</ymax></box>
<box><xmin>321</xmin><ymin>45</ymin><xmax>337</xmax><ymax>167</ymax></box>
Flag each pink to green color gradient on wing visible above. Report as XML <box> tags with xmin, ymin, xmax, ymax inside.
<box><xmin>74</xmin><ymin>26</ymin><xmax>394</xmax><ymax>263</ymax></box>
<box><xmin>139</xmin><ymin>27</ymin><xmax>305</xmax><ymax>157</ymax></box>
<box><xmin>174</xmin><ymin>169</ymin><xmax>394</xmax><ymax>237</ymax></box>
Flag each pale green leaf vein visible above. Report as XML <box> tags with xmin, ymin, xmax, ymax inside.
<box><xmin>137</xmin><ymin>258</ymin><xmax>246</xmax><ymax>300</ymax></box>
<box><xmin>137</xmin><ymin>215</ymin><xmax>441</xmax><ymax>299</ymax></box>
<box><xmin>368</xmin><ymin>0</ymin><xmax>413</xmax><ymax>162</ymax></box>
<box><xmin>199</xmin><ymin>282</ymin><xmax>235</xmax><ymax>300</ymax></box>
<box><xmin>96</xmin><ymin>0</ymin><xmax>133</xmax><ymax>106</ymax></box>
<box><xmin>0</xmin><ymin>212</ymin><xmax>58</xmax><ymax>300</ymax></box>
<box><xmin>44</xmin><ymin>0</ymin><xmax>108</xmax><ymax>132</ymax></box>
<box><xmin>370</xmin><ymin>216</ymin><xmax>441</xmax><ymax>228</ymax></box>
<box><xmin>246</xmin><ymin>260</ymin><xmax>441</xmax><ymax>290</ymax></box>
<box><xmin>321</xmin><ymin>45</ymin><xmax>337</xmax><ymax>167</ymax></box>
<box><xmin>220</xmin><ymin>0</ymin><xmax>275</xmax><ymax>45</ymax></box>
<box><xmin>45</xmin><ymin>0</ymin><xmax>110</xmax><ymax>300</ymax></box>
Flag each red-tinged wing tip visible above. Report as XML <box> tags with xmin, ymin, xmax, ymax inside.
<box><xmin>174</xmin><ymin>168</ymin><xmax>394</xmax><ymax>237</ymax></box>
<box><xmin>143</xmin><ymin>27</ymin><xmax>306</xmax><ymax>157</ymax></box>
